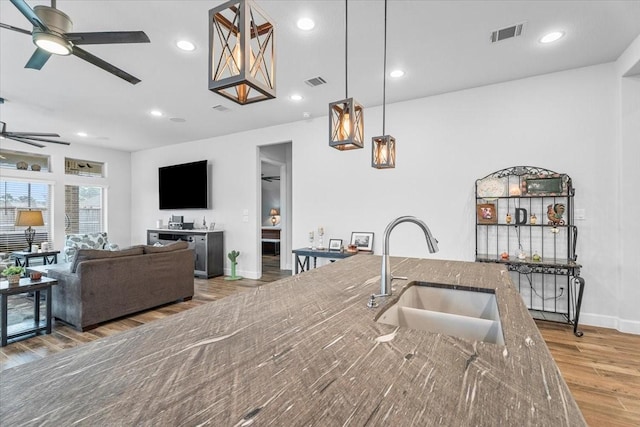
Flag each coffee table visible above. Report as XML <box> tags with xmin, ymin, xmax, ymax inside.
<box><xmin>0</xmin><ymin>276</ymin><xmax>58</xmax><ymax>346</ymax></box>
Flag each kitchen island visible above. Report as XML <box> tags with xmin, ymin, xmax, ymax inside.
<box><xmin>0</xmin><ymin>256</ymin><xmax>585</xmax><ymax>425</ymax></box>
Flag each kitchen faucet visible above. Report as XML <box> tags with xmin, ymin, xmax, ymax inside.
<box><xmin>368</xmin><ymin>216</ymin><xmax>439</xmax><ymax>308</ymax></box>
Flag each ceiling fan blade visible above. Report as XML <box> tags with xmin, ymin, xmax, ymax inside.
<box><xmin>66</xmin><ymin>31</ymin><xmax>150</xmax><ymax>45</ymax></box>
<box><xmin>71</xmin><ymin>45</ymin><xmax>141</xmax><ymax>85</ymax></box>
<box><xmin>7</xmin><ymin>132</ymin><xmax>61</xmax><ymax>137</ymax></box>
<box><xmin>6</xmin><ymin>136</ymin><xmax>46</xmax><ymax>148</ymax></box>
<box><xmin>25</xmin><ymin>48</ymin><xmax>52</xmax><ymax>70</ymax></box>
<box><xmin>0</xmin><ymin>22</ymin><xmax>32</xmax><ymax>35</ymax></box>
<box><xmin>10</xmin><ymin>0</ymin><xmax>48</xmax><ymax>31</ymax></box>
<box><xmin>9</xmin><ymin>134</ymin><xmax>70</xmax><ymax>145</ymax></box>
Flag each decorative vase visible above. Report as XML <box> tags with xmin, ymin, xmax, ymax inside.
<box><xmin>16</xmin><ymin>161</ymin><xmax>28</xmax><ymax>170</ymax></box>
<box><xmin>7</xmin><ymin>274</ymin><xmax>20</xmax><ymax>285</ymax></box>
<box><xmin>31</xmin><ymin>164</ymin><xmax>41</xmax><ymax>171</ymax></box>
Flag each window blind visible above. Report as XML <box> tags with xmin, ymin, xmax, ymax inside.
<box><xmin>0</xmin><ymin>180</ymin><xmax>52</xmax><ymax>253</ymax></box>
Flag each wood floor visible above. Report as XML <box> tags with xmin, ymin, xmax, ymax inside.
<box><xmin>2</xmin><ymin>256</ymin><xmax>639</xmax><ymax>426</ymax></box>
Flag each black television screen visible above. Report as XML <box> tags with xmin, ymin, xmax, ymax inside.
<box><xmin>159</xmin><ymin>160</ymin><xmax>208</xmax><ymax>210</ymax></box>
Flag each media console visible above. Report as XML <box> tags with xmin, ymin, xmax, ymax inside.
<box><xmin>147</xmin><ymin>229</ymin><xmax>223</xmax><ymax>279</ymax></box>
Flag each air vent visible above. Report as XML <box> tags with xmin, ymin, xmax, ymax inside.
<box><xmin>491</xmin><ymin>22</ymin><xmax>525</xmax><ymax>43</ymax></box>
<box><xmin>212</xmin><ymin>104</ymin><xmax>231</xmax><ymax>112</ymax></box>
<box><xmin>304</xmin><ymin>76</ymin><xmax>327</xmax><ymax>87</ymax></box>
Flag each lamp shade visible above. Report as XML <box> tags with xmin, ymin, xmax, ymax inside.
<box><xmin>208</xmin><ymin>0</ymin><xmax>276</xmax><ymax>105</ymax></box>
<box><xmin>372</xmin><ymin>135</ymin><xmax>396</xmax><ymax>169</ymax></box>
<box><xmin>269</xmin><ymin>208</ymin><xmax>279</xmax><ymax>216</ymax></box>
<box><xmin>15</xmin><ymin>210</ymin><xmax>44</xmax><ymax>227</ymax></box>
<box><xmin>329</xmin><ymin>97</ymin><xmax>364</xmax><ymax>150</ymax></box>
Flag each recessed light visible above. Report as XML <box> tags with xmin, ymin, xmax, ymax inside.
<box><xmin>540</xmin><ymin>31</ymin><xmax>564</xmax><ymax>44</ymax></box>
<box><xmin>150</xmin><ymin>110</ymin><xmax>163</xmax><ymax>117</ymax></box>
<box><xmin>290</xmin><ymin>94</ymin><xmax>303</xmax><ymax>101</ymax></box>
<box><xmin>297</xmin><ymin>18</ymin><xmax>315</xmax><ymax>31</ymax></box>
<box><xmin>76</xmin><ymin>132</ymin><xmax>88</xmax><ymax>137</ymax></box>
<box><xmin>176</xmin><ymin>40</ymin><xmax>196</xmax><ymax>51</ymax></box>
<box><xmin>390</xmin><ymin>69</ymin><xmax>405</xmax><ymax>78</ymax></box>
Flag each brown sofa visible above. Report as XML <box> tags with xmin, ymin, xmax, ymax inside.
<box><xmin>48</xmin><ymin>241</ymin><xmax>194</xmax><ymax>331</ymax></box>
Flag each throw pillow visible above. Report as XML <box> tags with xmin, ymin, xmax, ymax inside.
<box><xmin>71</xmin><ymin>247</ymin><xmax>144</xmax><ymax>273</ymax></box>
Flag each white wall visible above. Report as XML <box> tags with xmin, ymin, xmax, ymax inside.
<box><xmin>617</xmin><ymin>34</ymin><xmax>640</xmax><ymax>334</ymax></box>
<box><xmin>1</xmin><ymin>140</ymin><xmax>132</xmax><ymax>252</ymax></box>
<box><xmin>130</xmin><ymin>62</ymin><xmax>638</xmax><ymax>334</ymax></box>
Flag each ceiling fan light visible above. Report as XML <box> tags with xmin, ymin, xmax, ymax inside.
<box><xmin>34</xmin><ymin>32</ymin><xmax>72</xmax><ymax>55</ymax></box>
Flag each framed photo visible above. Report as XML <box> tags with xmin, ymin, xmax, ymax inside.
<box><xmin>350</xmin><ymin>232</ymin><xmax>374</xmax><ymax>252</ymax></box>
<box><xmin>328</xmin><ymin>239</ymin><xmax>342</xmax><ymax>251</ymax></box>
<box><xmin>521</xmin><ymin>174</ymin><xmax>569</xmax><ymax>196</ymax></box>
<box><xmin>476</xmin><ymin>203</ymin><xmax>497</xmax><ymax>224</ymax></box>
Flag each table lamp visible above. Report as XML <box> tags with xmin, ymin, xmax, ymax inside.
<box><xmin>15</xmin><ymin>210</ymin><xmax>44</xmax><ymax>252</ymax></box>
<box><xmin>269</xmin><ymin>208</ymin><xmax>279</xmax><ymax>226</ymax></box>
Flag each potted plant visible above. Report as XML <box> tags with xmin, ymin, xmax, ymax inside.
<box><xmin>225</xmin><ymin>250</ymin><xmax>243</xmax><ymax>281</ymax></box>
<box><xmin>2</xmin><ymin>266</ymin><xmax>25</xmax><ymax>285</ymax></box>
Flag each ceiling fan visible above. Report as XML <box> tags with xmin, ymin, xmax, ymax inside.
<box><xmin>0</xmin><ymin>0</ymin><xmax>150</xmax><ymax>84</ymax></box>
<box><xmin>1</xmin><ymin>121</ymin><xmax>71</xmax><ymax>148</ymax></box>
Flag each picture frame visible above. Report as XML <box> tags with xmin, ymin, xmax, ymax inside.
<box><xmin>521</xmin><ymin>174</ymin><xmax>569</xmax><ymax>196</ymax></box>
<box><xmin>476</xmin><ymin>203</ymin><xmax>497</xmax><ymax>224</ymax></box>
<box><xmin>328</xmin><ymin>239</ymin><xmax>342</xmax><ymax>251</ymax></box>
<box><xmin>350</xmin><ymin>232</ymin><xmax>374</xmax><ymax>252</ymax></box>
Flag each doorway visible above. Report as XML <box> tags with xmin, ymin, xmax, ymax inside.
<box><xmin>258</xmin><ymin>142</ymin><xmax>292</xmax><ymax>277</ymax></box>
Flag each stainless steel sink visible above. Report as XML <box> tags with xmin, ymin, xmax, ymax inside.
<box><xmin>375</xmin><ymin>282</ymin><xmax>505</xmax><ymax>345</ymax></box>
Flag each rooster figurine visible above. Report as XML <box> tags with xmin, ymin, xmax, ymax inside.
<box><xmin>547</xmin><ymin>204</ymin><xmax>565</xmax><ymax>225</ymax></box>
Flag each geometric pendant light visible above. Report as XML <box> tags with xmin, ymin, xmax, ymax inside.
<box><xmin>372</xmin><ymin>0</ymin><xmax>396</xmax><ymax>168</ymax></box>
<box><xmin>208</xmin><ymin>0</ymin><xmax>276</xmax><ymax>105</ymax></box>
<box><xmin>329</xmin><ymin>0</ymin><xmax>364</xmax><ymax>150</ymax></box>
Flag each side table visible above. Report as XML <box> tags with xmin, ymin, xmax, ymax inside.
<box><xmin>0</xmin><ymin>276</ymin><xmax>58</xmax><ymax>346</ymax></box>
<box><xmin>12</xmin><ymin>250</ymin><xmax>61</xmax><ymax>268</ymax></box>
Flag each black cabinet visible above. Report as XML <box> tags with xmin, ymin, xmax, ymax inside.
<box><xmin>475</xmin><ymin>166</ymin><xmax>585</xmax><ymax>336</ymax></box>
<box><xmin>147</xmin><ymin>229</ymin><xmax>223</xmax><ymax>278</ymax></box>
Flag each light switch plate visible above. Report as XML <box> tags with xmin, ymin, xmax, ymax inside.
<box><xmin>242</xmin><ymin>209</ymin><xmax>249</xmax><ymax>216</ymax></box>
<box><xmin>242</xmin><ymin>215</ymin><xmax>249</xmax><ymax>223</ymax></box>
<box><xmin>575</xmin><ymin>209</ymin><xmax>586</xmax><ymax>220</ymax></box>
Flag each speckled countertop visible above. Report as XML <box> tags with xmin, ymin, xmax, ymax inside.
<box><xmin>0</xmin><ymin>256</ymin><xmax>585</xmax><ymax>426</ymax></box>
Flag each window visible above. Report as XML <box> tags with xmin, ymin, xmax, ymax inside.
<box><xmin>65</xmin><ymin>186</ymin><xmax>103</xmax><ymax>234</ymax></box>
<box><xmin>0</xmin><ymin>180</ymin><xmax>51</xmax><ymax>252</ymax></box>
<box><xmin>65</xmin><ymin>157</ymin><xmax>104</xmax><ymax>178</ymax></box>
<box><xmin>0</xmin><ymin>149</ymin><xmax>50</xmax><ymax>172</ymax></box>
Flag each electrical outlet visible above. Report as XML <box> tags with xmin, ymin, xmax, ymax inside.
<box><xmin>575</xmin><ymin>209</ymin><xmax>586</xmax><ymax>220</ymax></box>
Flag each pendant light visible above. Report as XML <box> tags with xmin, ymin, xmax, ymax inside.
<box><xmin>372</xmin><ymin>0</ymin><xmax>396</xmax><ymax>168</ymax></box>
<box><xmin>329</xmin><ymin>0</ymin><xmax>364</xmax><ymax>150</ymax></box>
<box><xmin>208</xmin><ymin>0</ymin><xmax>276</xmax><ymax>105</ymax></box>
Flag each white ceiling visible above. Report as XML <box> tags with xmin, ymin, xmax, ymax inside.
<box><xmin>1</xmin><ymin>0</ymin><xmax>639</xmax><ymax>152</ymax></box>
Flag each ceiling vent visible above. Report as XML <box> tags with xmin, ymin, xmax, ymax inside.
<box><xmin>212</xmin><ymin>104</ymin><xmax>231</xmax><ymax>112</ymax></box>
<box><xmin>304</xmin><ymin>76</ymin><xmax>327</xmax><ymax>87</ymax></box>
<box><xmin>491</xmin><ymin>22</ymin><xmax>525</xmax><ymax>43</ymax></box>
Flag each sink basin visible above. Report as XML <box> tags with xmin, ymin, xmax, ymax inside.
<box><xmin>375</xmin><ymin>282</ymin><xmax>505</xmax><ymax>345</ymax></box>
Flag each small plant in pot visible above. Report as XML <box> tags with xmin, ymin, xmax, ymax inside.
<box><xmin>2</xmin><ymin>266</ymin><xmax>25</xmax><ymax>285</ymax></box>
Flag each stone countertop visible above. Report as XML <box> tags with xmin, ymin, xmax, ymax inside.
<box><xmin>0</xmin><ymin>256</ymin><xmax>585</xmax><ymax>426</ymax></box>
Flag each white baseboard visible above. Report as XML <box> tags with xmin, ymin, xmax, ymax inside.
<box><xmin>224</xmin><ymin>268</ymin><xmax>260</xmax><ymax>280</ymax></box>
<box><xmin>579</xmin><ymin>312</ymin><xmax>640</xmax><ymax>335</ymax></box>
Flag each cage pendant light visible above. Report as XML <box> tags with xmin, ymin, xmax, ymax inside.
<box><xmin>208</xmin><ymin>0</ymin><xmax>276</xmax><ymax>105</ymax></box>
<box><xmin>329</xmin><ymin>0</ymin><xmax>364</xmax><ymax>150</ymax></box>
<box><xmin>372</xmin><ymin>0</ymin><xmax>396</xmax><ymax>168</ymax></box>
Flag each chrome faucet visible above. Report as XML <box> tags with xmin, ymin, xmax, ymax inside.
<box><xmin>377</xmin><ymin>216</ymin><xmax>439</xmax><ymax>299</ymax></box>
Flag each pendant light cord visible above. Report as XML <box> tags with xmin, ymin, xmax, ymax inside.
<box><xmin>345</xmin><ymin>0</ymin><xmax>348</xmax><ymax>99</ymax></box>
<box><xmin>382</xmin><ymin>0</ymin><xmax>387</xmax><ymax>135</ymax></box>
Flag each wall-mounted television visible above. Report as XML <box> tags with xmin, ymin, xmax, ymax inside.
<box><xmin>159</xmin><ymin>160</ymin><xmax>208</xmax><ymax>210</ymax></box>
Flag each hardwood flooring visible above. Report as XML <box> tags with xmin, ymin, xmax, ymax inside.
<box><xmin>2</xmin><ymin>256</ymin><xmax>639</xmax><ymax>426</ymax></box>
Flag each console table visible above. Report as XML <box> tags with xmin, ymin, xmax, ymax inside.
<box><xmin>292</xmin><ymin>248</ymin><xmax>365</xmax><ymax>274</ymax></box>
<box><xmin>1</xmin><ymin>276</ymin><xmax>58</xmax><ymax>346</ymax></box>
<box><xmin>147</xmin><ymin>229</ymin><xmax>223</xmax><ymax>278</ymax></box>
<box><xmin>11</xmin><ymin>250</ymin><xmax>60</xmax><ymax>268</ymax></box>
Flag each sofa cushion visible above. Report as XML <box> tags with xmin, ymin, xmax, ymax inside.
<box><xmin>142</xmin><ymin>241</ymin><xmax>189</xmax><ymax>254</ymax></box>
<box><xmin>72</xmin><ymin>247</ymin><xmax>144</xmax><ymax>273</ymax></box>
